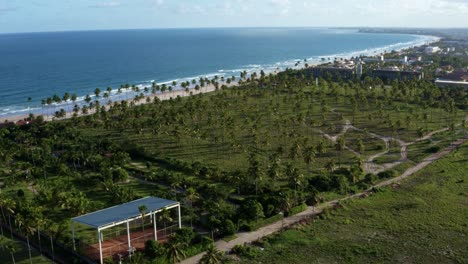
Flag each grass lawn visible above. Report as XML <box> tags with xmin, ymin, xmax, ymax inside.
<box><xmin>236</xmin><ymin>142</ymin><xmax>468</xmax><ymax>264</ymax></box>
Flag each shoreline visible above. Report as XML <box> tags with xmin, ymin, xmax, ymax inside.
<box><xmin>2</xmin><ymin>82</ymin><xmax>236</xmax><ymax>123</ymax></box>
<box><xmin>1</xmin><ymin>34</ymin><xmax>440</xmax><ymax>124</ymax></box>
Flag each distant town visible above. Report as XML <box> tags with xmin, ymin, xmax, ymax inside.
<box><xmin>311</xmin><ymin>29</ymin><xmax>468</xmax><ymax>89</ymax></box>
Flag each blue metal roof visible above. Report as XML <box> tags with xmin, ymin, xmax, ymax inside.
<box><xmin>72</xmin><ymin>197</ymin><xmax>179</xmax><ymax>229</ymax></box>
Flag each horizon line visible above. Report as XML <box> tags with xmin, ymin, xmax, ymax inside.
<box><xmin>1</xmin><ymin>26</ymin><xmax>468</xmax><ymax>35</ymax></box>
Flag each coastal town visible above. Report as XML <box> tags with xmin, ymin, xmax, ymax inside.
<box><xmin>308</xmin><ymin>37</ymin><xmax>468</xmax><ymax>88</ymax></box>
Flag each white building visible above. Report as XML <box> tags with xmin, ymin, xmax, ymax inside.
<box><xmin>425</xmin><ymin>46</ymin><xmax>441</xmax><ymax>54</ymax></box>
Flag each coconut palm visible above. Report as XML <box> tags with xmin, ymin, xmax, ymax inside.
<box><xmin>15</xmin><ymin>213</ymin><xmax>36</xmax><ymax>264</ymax></box>
<box><xmin>158</xmin><ymin>208</ymin><xmax>173</xmax><ymax>236</ymax></box>
<box><xmin>303</xmin><ymin>146</ymin><xmax>316</xmax><ymax>173</ymax></box>
<box><xmin>199</xmin><ymin>244</ymin><xmax>223</xmax><ymax>264</ymax></box>
<box><xmin>94</xmin><ymin>88</ymin><xmax>101</xmax><ymax>98</ymax></box>
<box><xmin>6</xmin><ymin>242</ymin><xmax>17</xmax><ymax>264</ymax></box>
<box><xmin>165</xmin><ymin>240</ymin><xmax>186</xmax><ymax>264</ymax></box>
<box><xmin>138</xmin><ymin>205</ymin><xmax>147</xmax><ymax>231</ymax></box>
<box><xmin>185</xmin><ymin>188</ymin><xmax>199</xmax><ymax>227</ymax></box>
<box><xmin>0</xmin><ymin>195</ymin><xmax>15</xmax><ymax>224</ymax></box>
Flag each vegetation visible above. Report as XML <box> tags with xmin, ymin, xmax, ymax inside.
<box><xmin>0</xmin><ymin>232</ymin><xmax>51</xmax><ymax>264</ymax></box>
<box><xmin>235</xmin><ymin>143</ymin><xmax>468</xmax><ymax>264</ymax></box>
<box><xmin>0</xmin><ymin>66</ymin><xmax>466</xmax><ymax>263</ymax></box>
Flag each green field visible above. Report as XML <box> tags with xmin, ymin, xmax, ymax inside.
<box><xmin>235</xmin><ymin>143</ymin><xmax>468</xmax><ymax>264</ymax></box>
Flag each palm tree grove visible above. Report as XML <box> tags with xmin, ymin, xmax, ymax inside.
<box><xmin>1</xmin><ymin>63</ymin><xmax>467</xmax><ymax>263</ymax></box>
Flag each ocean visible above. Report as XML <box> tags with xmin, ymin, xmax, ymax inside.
<box><xmin>0</xmin><ymin>28</ymin><xmax>437</xmax><ymax>119</ymax></box>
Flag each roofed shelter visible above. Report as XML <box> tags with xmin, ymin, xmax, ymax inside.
<box><xmin>71</xmin><ymin>197</ymin><xmax>181</xmax><ymax>264</ymax></box>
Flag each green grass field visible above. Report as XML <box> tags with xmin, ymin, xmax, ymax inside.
<box><xmin>236</xmin><ymin>142</ymin><xmax>468</xmax><ymax>264</ymax></box>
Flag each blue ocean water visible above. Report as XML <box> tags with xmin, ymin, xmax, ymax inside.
<box><xmin>0</xmin><ymin>28</ymin><xmax>436</xmax><ymax>118</ymax></box>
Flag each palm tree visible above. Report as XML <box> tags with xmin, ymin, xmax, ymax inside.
<box><xmin>0</xmin><ymin>196</ymin><xmax>15</xmax><ymax>239</ymax></box>
<box><xmin>158</xmin><ymin>209</ymin><xmax>173</xmax><ymax>237</ymax></box>
<box><xmin>27</xmin><ymin>97</ymin><xmax>32</xmax><ymax>115</ymax></box>
<box><xmin>15</xmin><ymin>213</ymin><xmax>35</xmax><ymax>264</ymax></box>
<box><xmin>0</xmin><ymin>195</ymin><xmax>15</xmax><ymax>224</ymax></box>
<box><xmin>325</xmin><ymin>160</ymin><xmax>336</xmax><ymax>173</ymax></box>
<box><xmin>199</xmin><ymin>244</ymin><xmax>223</xmax><ymax>264</ymax></box>
<box><xmin>165</xmin><ymin>241</ymin><xmax>186</xmax><ymax>264</ymax></box>
<box><xmin>94</xmin><ymin>88</ymin><xmax>101</xmax><ymax>98</ymax></box>
<box><xmin>71</xmin><ymin>93</ymin><xmax>77</xmax><ymax>104</ymax></box>
<box><xmin>6</xmin><ymin>242</ymin><xmax>17</xmax><ymax>264</ymax></box>
<box><xmin>248</xmin><ymin>153</ymin><xmax>263</xmax><ymax>196</ymax></box>
<box><xmin>303</xmin><ymin>146</ymin><xmax>316</xmax><ymax>173</ymax></box>
<box><xmin>185</xmin><ymin>188</ymin><xmax>199</xmax><ymax>228</ymax></box>
<box><xmin>138</xmin><ymin>205</ymin><xmax>147</xmax><ymax>231</ymax></box>
<box><xmin>63</xmin><ymin>92</ymin><xmax>70</xmax><ymax>114</ymax></box>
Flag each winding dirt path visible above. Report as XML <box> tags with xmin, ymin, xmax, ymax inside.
<box><xmin>318</xmin><ymin>109</ymin><xmax>463</xmax><ymax>175</ymax></box>
<box><xmin>180</xmin><ymin>136</ymin><xmax>467</xmax><ymax>264</ymax></box>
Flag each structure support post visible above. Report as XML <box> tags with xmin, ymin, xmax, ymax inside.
<box><xmin>153</xmin><ymin>212</ymin><xmax>158</xmax><ymax>241</ymax></box>
<box><xmin>177</xmin><ymin>204</ymin><xmax>182</xmax><ymax>229</ymax></box>
<box><xmin>98</xmin><ymin>229</ymin><xmax>103</xmax><ymax>264</ymax></box>
<box><xmin>126</xmin><ymin>221</ymin><xmax>131</xmax><ymax>254</ymax></box>
<box><xmin>71</xmin><ymin>221</ymin><xmax>76</xmax><ymax>251</ymax></box>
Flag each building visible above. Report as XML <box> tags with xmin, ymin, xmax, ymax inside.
<box><xmin>371</xmin><ymin>69</ymin><xmax>423</xmax><ymax>82</ymax></box>
<box><xmin>442</xmin><ymin>69</ymin><xmax>468</xmax><ymax>82</ymax></box>
<box><xmin>425</xmin><ymin>46</ymin><xmax>441</xmax><ymax>54</ymax></box>
<box><xmin>306</xmin><ymin>66</ymin><xmax>356</xmax><ymax>80</ymax></box>
<box><xmin>435</xmin><ymin>80</ymin><xmax>468</xmax><ymax>88</ymax></box>
<box><xmin>356</xmin><ymin>63</ymin><xmax>363</xmax><ymax>79</ymax></box>
<box><xmin>362</xmin><ymin>55</ymin><xmax>409</xmax><ymax>64</ymax></box>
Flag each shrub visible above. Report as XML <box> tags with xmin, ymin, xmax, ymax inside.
<box><xmin>239</xmin><ymin>200</ymin><xmax>265</xmax><ymax>220</ymax></box>
<box><xmin>104</xmin><ymin>257</ymin><xmax>116</xmax><ymax>264</ymax></box>
<box><xmin>309</xmin><ymin>175</ymin><xmax>332</xmax><ymax>192</ymax></box>
<box><xmin>364</xmin><ymin>173</ymin><xmax>378</xmax><ymax>184</ymax></box>
<box><xmin>426</xmin><ymin>145</ymin><xmax>441</xmax><ymax>153</ymax></box>
<box><xmin>222</xmin><ymin>219</ymin><xmax>237</xmax><ymax>236</ymax></box>
<box><xmin>112</xmin><ymin>167</ymin><xmax>129</xmax><ymax>182</ymax></box>
<box><xmin>377</xmin><ymin>170</ymin><xmax>397</xmax><ymax>179</ymax></box>
<box><xmin>231</xmin><ymin>244</ymin><xmax>259</xmax><ymax>259</ymax></box>
<box><xmin>287</xmin><ymin>203</ymin><xmax>308</xmax><ymax>216</ymax></box>
<box><xmin>201</xmin><ymin>236</ymin><xmax>214</xmax><ymax>248</ymax></box>
<box><xmin>145</xmin><ymin>240</ymin><xmax>164</xmax><ymax>259</ymax></box>
<box><xmin>172</xmin><ymin>227</ymin><xmax>196</xmax><ymax>245</ymax></box>
<box><xmin>265</xmin><ymin>204</ymin><xmax>276</xmax><ymax>217</ymax></box>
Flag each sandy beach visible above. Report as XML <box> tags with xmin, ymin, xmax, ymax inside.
<box><xmin>2</xmin><ymin>81</ymin><xmax>234</xmax><ymax>124</ymax></box>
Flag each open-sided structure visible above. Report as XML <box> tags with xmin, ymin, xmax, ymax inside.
<box><xmin>71</xmin><ymin>197</ymin><xmax>181</xmax><ymax>264</ymax></box>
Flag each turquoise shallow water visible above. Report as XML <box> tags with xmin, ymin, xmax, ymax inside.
<box><xmin>0</xmin><ymin>28</ymin><xmax>436</xmax><ymax>118</ymax></box>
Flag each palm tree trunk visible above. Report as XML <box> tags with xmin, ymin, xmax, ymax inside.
<box><xmin>50</xmin><ymin>236</ymin><xmax>55</xmax><ymax>261</ymax></box>
<box><xmin>37</xmin><ymin>230</ymin><xmax>42</xmax><ymax>255</ymax></box>
<box><xmin>27</xmin><ymin>236</ymin><xmax>32</xmax><ymax>264</ymax></box>
<box><xmin>8</xmin><ymin>216</ymin><xmax>13</xmax><ymax>238</ymax></box>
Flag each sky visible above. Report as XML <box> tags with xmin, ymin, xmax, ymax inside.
<box><xmin>1</xmin><ymin>0</ymin><xmax>468</xmax><ymax>33</ymax></box>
